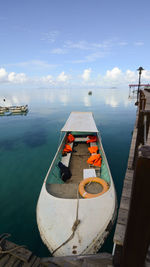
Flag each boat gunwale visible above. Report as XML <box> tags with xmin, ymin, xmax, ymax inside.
<box><xmin>44</xmin><ymin>133</ymin><xmax>66</xmax><ymax>184</ymax></box>
<box><xmin>97</xmin><ymin>133</ymin><xmax>113</xmax><ymax>186</ymax></box>
<box><xmin>44</xmin><ymin>131</ymin><xmax>114</xmax><ymax>199</ymax></box>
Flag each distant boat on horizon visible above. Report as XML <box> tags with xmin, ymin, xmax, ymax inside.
<box><xmin>88</xmin><ymin>91</ymin><xmax>92</xmax><ymax>95</ymax></box>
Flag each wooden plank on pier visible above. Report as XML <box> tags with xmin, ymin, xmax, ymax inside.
<box><xmin>121</xmin><ymin>180</ymin><xmax>132</xmax><ymax>198</ymax></box>
<box><xmin>0</xmin><ymin>254</ymin><xmax>11</xmax><ymax>266</ymax></box>
<box><xmin>3</xmin><ymin>240</ymin><xmax>32</xmax><ymax>262</ymax></box>
<box><xmin>120</xmin><ymin>196</ymin><xmax>131</xmax><ymax>210</ymax></box>
<box><xmin>117</xmin><ymin>208</ymin><xmax>129</xmax><ymax>226</ymax></box>
<box><xmin>41</xmin><ymin>253</ymin><xmax>113</xmax><ymax>267</ymax></box>
<box><xmin>113</xmin><ymin>131</ymin><xmax>135</xmax><ymax>248</ymax></box>
<box><xmin>144</xmin><ymin>90</ymin><xmax>150</xmax><ymax>110</ymax></box>
<box><xmin>4</xmin><ymin>256</ymin><xmax>20</xmax><ymax>267</ymax></box>
<box><xmin>113</xmin><ymin>224</ymin><xmax>126</xmax><ymax>245</ymax></box>
<box><xmin>22</xmin><ymin>255</ymin><xmax>41</xmax><ymax>267</ymax></box>
<box><xmin>125</xmin><ymin>169</ymin><xmax>134</xmax><ymax>181</ymax></box>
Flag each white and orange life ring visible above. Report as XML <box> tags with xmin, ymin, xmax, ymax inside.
<box><xmin>78</xmin><ymin>177</ymin><xmax>109</xmax><ymax>199</ymax></box>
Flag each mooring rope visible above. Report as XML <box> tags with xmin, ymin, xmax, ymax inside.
<box><xmin>0</xmin><ymin>245</ymin><xmax>26</xmax><ymax>254</ymax></box>
<box><xmin>0</xmin><ymin>233</ymin><xmax>26</xmax><ymax>255</ymax></box>
<box><xmin>52</xmin><ymin>185</ymin><xmax>81</xmax><ymax>255</ymax></box>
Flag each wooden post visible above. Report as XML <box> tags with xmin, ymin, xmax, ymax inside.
<box><xmin>121</xmin><ymin>145</ymin><xmax>150</xmax><ymax>267</ymax></box>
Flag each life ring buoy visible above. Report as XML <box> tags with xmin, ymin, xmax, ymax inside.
<box><xmin>78</xmin><ymin>177</ymin><xmax>109</xmax><ymax>199</ymax></box>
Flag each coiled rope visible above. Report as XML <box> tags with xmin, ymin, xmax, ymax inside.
<box><xmin>0</xmin><ymin>233</ymin><xmax>26</xmax><ymax>255</ymax></box>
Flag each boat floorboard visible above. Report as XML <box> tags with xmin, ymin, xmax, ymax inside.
<box><xmin>46</xmin><ymin>142</ymin><xmax>102</xmax><ymax>199</ymax></box>
<box><xmin>46</xmin><ymin>183</ymin><xmax>81</xmax><ymax>199</ymax></box>
<box><xmin>69</xmin><ymin>142</ymin><xmax>90</xmax><ymax>183</ymax></box>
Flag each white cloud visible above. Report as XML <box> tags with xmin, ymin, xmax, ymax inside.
<box><xmin>0</xmin><ymin>66</ymin><xmax>150</xmax><ymax>89</ymax></box>
<box><xmin>41</xmin><ymin>31</ymin><xmax>59</xmax><ymax>43</ymax></box>
<box><xmin>85</xmin><ymin>52</ymin><xmax>106</xmax><ymax>62</ymax></box>
<box><xmin>65</xmin><ymin>40</ymin><xmax>92</xmax><ymax>50</ymax></box>
<box><xmin>41</xmin><ymin>75</ymin><xmax>53</xmax><ymax>84</ymax></box>
<box><xmin>7</xmin><ymin>60</ymin><xmax>58</xmax><ymax>70</ymax></box>
<box><xmin>64</xmin><ymin>40</ymin><xmax>110</xmax><ymax>50</ymax></box>
<box><xmin>65</xmin><ymin>40</ymin><xmax>110</xmax><ymax>63</ymax></box>
<box><xmin>125</xmin><ymin>70</ymin><xmax>137</xmax><ymax>83</ymax></box>
<box><xmin>105</xmin><ymin>67</ymin><xmax>122</xmax><ymax>80</ymax></box>
<box><xmin>51</xmin><ymin>48</ymin><xmax>67</xmax><ymax>54</ymax></box>
<box><xmin>134</xmin><ymin>42</ymin><xmax>144</xmax><ymax>46</ymax></box>
<box><xmin>72</xmin><ymin>51</ymin><xmax>107</xmax><ymax>63</ymax></box>
<box><xmin>8</xmin><ymin>72</ymin><xmax>27</xmax><ymax>83</ymax></box>
<box><xmin>118</xmin><ymin>42</ymin><xmax>128</xmax><ymax>46</ymax></box>
<box><xmin>0</xmin><ymin>68</ymin><xmax>8</xmax><ymax>82</ymax></box>
<box><xmin>0</xmin><ymin>68</ymin><xmax>27</xmax><ymax>84</ymax></box>
<box><xmin>142</xmin><ymin>70</ymin><xmax>150</xmax><ymax>80</ymax></box>
<box><xmin>82</xmin><ymin>68</ymin><xmax>92</xmax><ymax>82</ymax></box>
<box><xmin>57</xmin><ymin>72</ymin><xmax>69</xmax><ymax>82</ymax></box>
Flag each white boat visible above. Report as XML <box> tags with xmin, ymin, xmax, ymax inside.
<box><xmin>9</xmin><ymin>105</ymin><xmax>28</xmax><ymax>113</ymax></box>
<box><xmin>36</xmin><ymin>112</ymin><xmax>117</xmax><ymax>256</ymax></box>
<box><xmin>0</xmin><ymin>105</ymin><xmax>28</xmax><ymax>115</ymax></box>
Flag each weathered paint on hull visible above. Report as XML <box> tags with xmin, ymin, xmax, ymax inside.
<box><xmin>37</xmin><ymin>180</ymin><xmax>117</xmax><ymax>256</ymax></box>
<box><xmin>36</xmin><ymin>132</ymin><xmax>117</xmax><ymax>256</ymax></box>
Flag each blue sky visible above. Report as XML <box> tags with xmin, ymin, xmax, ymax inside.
<box><xmin>0</xmin><ymin>0</ymin><xmax>150</xmax><ymax>88</ymax></box>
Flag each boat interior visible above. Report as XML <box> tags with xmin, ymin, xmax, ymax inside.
<box><xmin>46</xmin><ymin>132</ymin><xmax>111</xmax><ymax>199</ymax></box>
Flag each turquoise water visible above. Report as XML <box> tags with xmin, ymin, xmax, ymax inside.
<box><xmin>0</xmin><ymin>87</ymin><xmax>136</xmax><ymax>257</ymax></box>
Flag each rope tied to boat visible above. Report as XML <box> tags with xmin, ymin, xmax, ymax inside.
<box><xmin>52</xmin><ymin>185</ymin><xmax>81</xmax><ymax>255</ymax></box>
<box><xmin>0</xmin><ymin>233</ymin><xmax>26</xmax><ymax>255</ymax></box>
<box><xmin>72</xmin><ymin>219</ymin><xmax>80</xmax><ymax>232</ymax></box>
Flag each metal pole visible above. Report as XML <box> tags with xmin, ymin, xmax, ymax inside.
<box><xmin>136</xmin><ymin>67</ymin><xmax>144</xmax><ymax>104</ymax></box>
<box><xmin>137</xmin><ymin>72</ymin><xmax>141</xmax><ymax>103</ymax></box>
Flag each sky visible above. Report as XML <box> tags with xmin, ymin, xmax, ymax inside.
<box><xmin>0</xmin><ymin>0</ymin><xmax>150</xmax><ymax>89</ymax></box>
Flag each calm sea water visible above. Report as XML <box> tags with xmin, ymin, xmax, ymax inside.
<box><xmin>0</xmin><ymin>87</ymin><xmax>136</xmax><ymax>257</ymax></box>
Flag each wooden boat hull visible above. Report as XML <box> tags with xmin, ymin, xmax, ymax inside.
<box><xmin>37</xmin><ymin>183</ymin><xmax>116</xmax><ymax>256</ymax></box>
<box><xmin>37</xmin><ymin>112</ymin><xmax>117</xmax><ymax>256</ymax></box>
<box><xmin>37</xmin><ymin>135</ymin><xmax>117</xmax><ymax>256</ymax></box>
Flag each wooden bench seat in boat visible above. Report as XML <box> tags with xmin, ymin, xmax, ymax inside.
<box><xmin>74</xmin><ymin>137</ymin><xmax>88</xmax><ymax>142</ymax></box>
<box><xmin>61</xmin><ymin>142</ymin><xmax>73</xmax><ymax>167</ymax></box>
<box><xmin>90</xmin><ymin>142</ymin><xmax>97</xmax><ymax>147</ymax></box>
<box><xmin>83</xmin><ymin>168</ymin><xmax>96</xmax><ymax>179</ymax></box>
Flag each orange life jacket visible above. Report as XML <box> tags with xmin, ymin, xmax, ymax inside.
<box><xmin>67</xmin><ymin>134</ymin><xmax>75</xmax><ymax>143</ymax></box>
<box><xmin>86</xmin><ymin>135</ymin><xmax>97</xmax><ymax>143</ymax></box>
<box><xmin>88</xmin><ymin>146</ymin><xmax>99</xmax><ymax>154</ymax></box>
<box><xmin>63</xmin><ymin>144</ymin><xmax>72</xmax><ymax>153</ymax></box>
<box><xmin>87</xmin><ymin>154</ymin><xmax>102</xmax><ymax>167</ymax></box>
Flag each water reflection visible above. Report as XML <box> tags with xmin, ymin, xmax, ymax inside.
<box><xmin>105</xmin><ymin>96</ymin><xmax>118</xmax><ymax>108</ymax></box>
<box><xmin>0</xmin><ymin>92</ymin><xmax>30</xmax><ymax>107</ymax></box>
<box><xmin>0</xmin><ymin>86</ymin><xmax>136</xmax><ymax>257</ymax></box>
<box><xmin>0</xmin><ymin>87</ymin><xmax>134</xmax><ymax>112</ymax></box>
<box><xmin>83</xmin><ymin>96</ymin><xmax>91</xmax><ymax>107</ymax></box>
<box><xmin>58</xmin><ymin>91</ymin><xmax>69</xmax><ymax>106</ymax></box>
